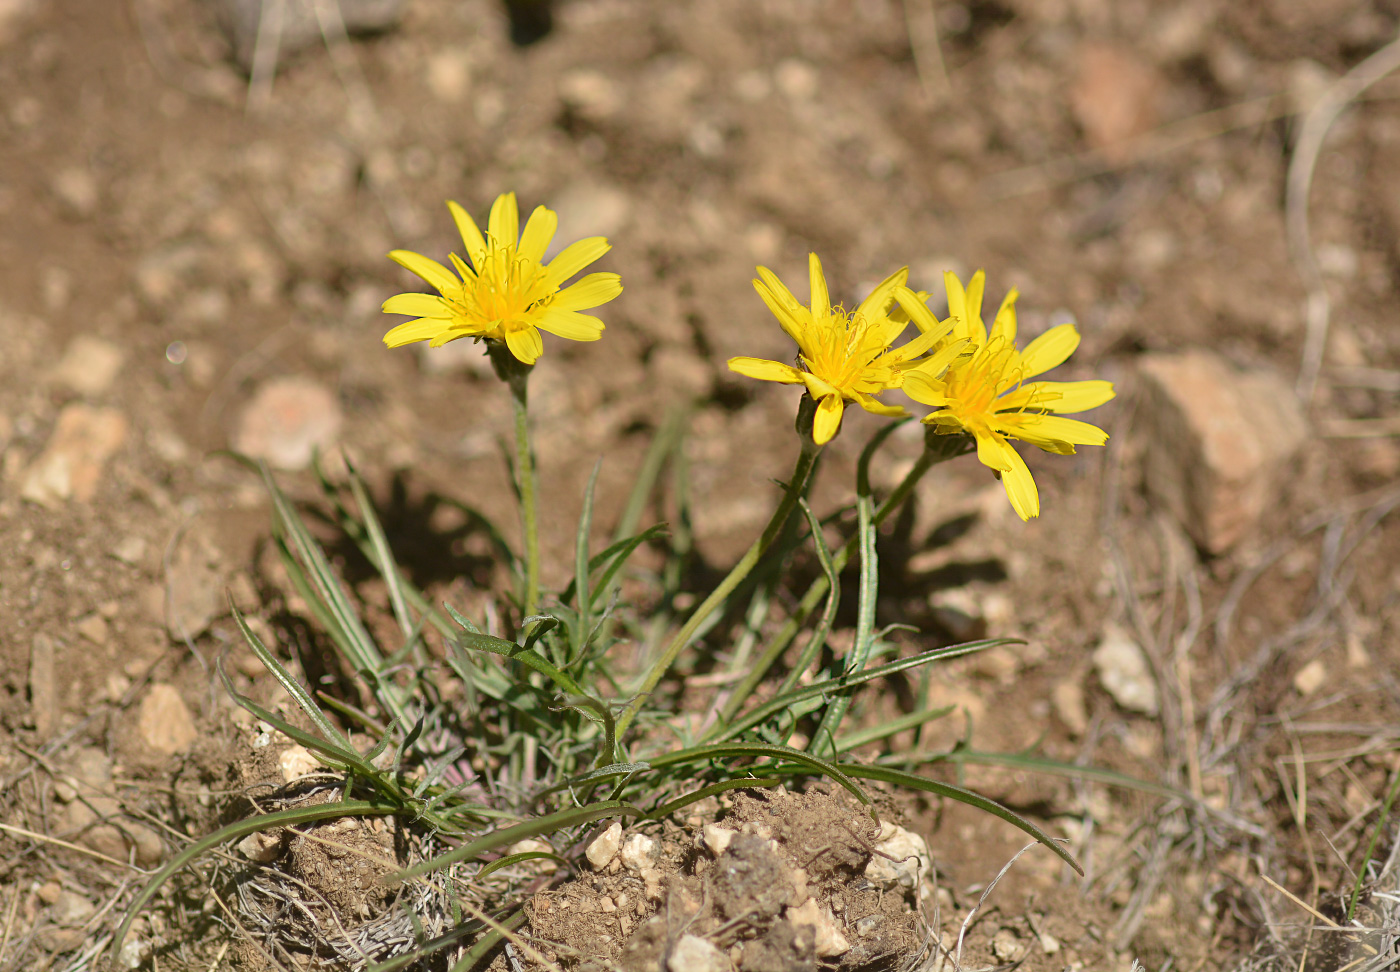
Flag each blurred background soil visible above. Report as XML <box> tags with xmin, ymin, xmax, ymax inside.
<box><xmin>1</xmin><ymin>0</ymin><xmax>1399</xmax><ymax>969</ymax></box>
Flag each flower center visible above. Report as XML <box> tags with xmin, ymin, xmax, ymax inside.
<box><xmin>455</xmin><ymin>240</ymin><xmax>553</xmax><ymax>331</ymax></box>
<box><xmin>944</xmin><ymin>338</ymin><xmax>1027</xmax><ymax>425</ymax></box>
<box><xmin>800</xmin><ymin>309</ymin><xmax>891</xmax><ymax>393</ymax></box>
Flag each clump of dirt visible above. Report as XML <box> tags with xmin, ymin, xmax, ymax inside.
<box><xmin>524</xmin><ymin>784</ymin><xmax>930</xmax><ymax>972</ymax></box>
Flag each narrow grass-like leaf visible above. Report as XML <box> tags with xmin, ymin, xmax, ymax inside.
<box><xmin>447</xmin><ymin>907</ymin><xmax>529</xmax><ymax>972</ymax></box>
<box><xmin>556</xmin><ymin>694</ymin><xmax>617</xmax><ymax>766</ymax></box>
<box><xmin>810</xmin><ymin>492</ymin><xmax>877</xmax><ymax>756</ymax></box>
<box><xmin>776</xmin><ymin>499</ymin><xmax>841</xmax><ymax>696</ymax></box>
<box><xmin>394</xmin><ymin>801</ymin><xmax>642</xmax><ymax>883</ymax></box>
<box><xmin>345</xmin><ymin>458</ymin><xmax>413</xmax><ymax>642</ymax></box>
<box><xmin>477</xmin><ymin>850</ymin><xmax>570</xmax><ymax>881</ymax></box>
<box><xmin>316</xmin><ymin>690</ymin><xmax>389</xmax><ymax>735</ymax></box>
<box><xmin>709</xmin><ymin>640</ymin><xmax>1016</xmax><ymax>744</ymax></box>
<box><xmin>646</xmin><ymin>743</ymin><xmax>871</xmax><ymax>816</ymax></box>
<box><xmin>835</xmin><ymin>705</ymin><xmax>957</xmax><ymax>752</ymax></box>
<box><xmin>574</xmin><ymin>460</ymin><xmax>602</xmax><ymax>657</ymax></box>
<box><xmin>1348</xmin><ymin>766</ymin><xmax>1400</xmax><ymax>920</ymax></box>
<box><xmin>588</xmin><ymin>524</ymin><xmax>669</xmax><ymax>611</ymax></box>
<box><xmin>455</xmin><ymin>630</ymin><xmax>587</xmax><ymax>697</ymax></box>
<box><xmin>924</xmin><ymin>749</ymin><xmax>1190</xmax><ymax>803</ymax></box>
<box><xmin>557</xmin><ymin>525</ymin><xmax>668</xmax><ymax>608</ymax></box>
<box><xmin>111</xmin><ymin>799</ymin><xmax>397</xmax><ymax>961</ymax></box>
<box><xmin>817</xmin><ymin>762</ymin><xmax>1082</xmax><ymax>875</ymax></box>
<box><xmin>644</xmin><ymin>778</ymin><xmax>782</xmax><ymax>821</ymax></box>
<box><xmin>230</xmin><ymin>601</ymin><xmax>350</xmax><ymax>749</ymax></box>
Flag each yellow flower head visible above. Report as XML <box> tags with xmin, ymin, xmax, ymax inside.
<box><xmin>901</xmin><ymin>271</ymin><xmax>1116</xmax><ymax>521</ymax></box>
<box><xmin>726</xmin><ymin>253</ymin><xmax>954</xmax><ymax>445</ymax></box>
<box><xmin>382</xmin><ymin>192</ymin><xmax>622</xmax><ymax>365</ymax></box>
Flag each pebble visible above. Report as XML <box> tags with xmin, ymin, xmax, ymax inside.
<box><xmin>787</xmin><ymin>898</ymin><xmax>850</xmax><ymax>957</ymax></box>
<box><xmin>212</xmin><ymin>0</ymin><xmax>405</xmax><ymax>71</ymax></box>
<box><xmin>137</xmin><ymin>683</ymin><xmax>198</xmax><ymax>755</ymax></box>
<box><xmin>111</xmin><ymin>536</ymin><xmax>147</xmax><ymax>566</ymax></box>
<box><xmin>669</xmin><ymin>934</ymin><xmax>730</xmax><ymax>972</ymax></box>
<box><xmin>75</xmin><ymin>613</ymin><xmax>108</xmax><ymax>646</ymax></box>
<box><xmin>232</xmin><ymin>375</ymin><xmax>342</xmax><ymax>470</ymax></box>
<box><xmin>49</xmin><ymin>166</ymin><xmax>100</xmax><ymax>219</ymax></box>
<box><xmin>28</xmin><ymin>634</ymin><xmax>57</xmax><ymax>739</ymax></box>
<box><xmin>1069</xmin><ymin>42</ymin><xmax>1161</xmax><ymax>160</ymax></box>
<box><xmin>1137</xmin><ymin>351</ymin><xmax>1307</xmax><ymax>554</ymax></box>
<box><xmin>278</xmin><ymin>744</ymin><xmax>321</xmax><ymax>782</ymax></box>
<box><xmin>863</xmin><ymin>822</ymin><xmax>932</xmax><ymax>893</ymax></box>
<box><xmin>165</xmin><ymin>525</ymin><xmax>226</xmax><ymax>639</ymax></box>
<box><xmin>1052</xmin><ymin>678</ymin><xmax>1089</xmax><ymax>736</ymax></box>
<box><xmin>774</xmin><ymin>58</ymin><xmax>819</xmax><ymax>101</ymax></box>
<box><xmin>21</xmin><ymin>404</ymin><xmax>129</xmax><ymax>506</ymax></box>
<box><xmin>1293</xmin><ymin>658</ymin><xmax>1327</xmax><ymax>696</ymax></box>
<box><xmin>701</xmin><ymin>823</ymin><xmax>736</xmax><ymax>857</ymax></box>
<box><xmin>620</xmin><ymin>832</ymin><xmax>657</xmax><ymax>873</ymax></box>
<box><xmin>50</xmin><ymin>335</ymin><xmax>125</xmax><ymax>397</ymax></box>
<box><xmin>558</xmin><ymin>68</ymin><xmax>622</xmax><ymax>121</ymax></box>
<box><xmin>426</xmin><ymin>47</ymin><xmax>472</xmax><ymax>103</ymax></box>
<box><xmin>991</xmin><ymin>928</ymin><xmax>1025</xmax><ymax>962</ymax></box>
<box><xmin>1092</xmin><ymin>624</ymin><xmax>1158</xmax><ymax>715</ymax></box>
<box><xmin>238</xmin><ymin>830</ymin><xmax>282</xmax><ymax>863</ymax></box>
<box><xmin>586</xmin><ymin>821</ymin><xmax>623</xmax><ymax>869</ymax></box>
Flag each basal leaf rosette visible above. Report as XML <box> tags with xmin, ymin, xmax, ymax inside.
<box><xmin>727</xmin><ymin>253</ymin><xmax>956</xmax><ymax>445</ymax></box>
<box><xmin>382</xmin><ymin>192</ymin><xmax>622</xmax><ymax>365</ymax></box>
<box><xmin>899</xmin><ymin>271</ymin><xmax>1116</xmax><ymax>521</ymax></box>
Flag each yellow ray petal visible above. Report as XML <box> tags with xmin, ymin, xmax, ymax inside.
<box><xmin>852</xmin><ymin>393</ymin><xmax>907</xmax><ymax>418</ymax></box>
<box><xmin>547</xmin><ymin>237</ymin><xmax>611</xmax><ymax>288</ymax></box>
<box><xmin>488</xmin><ymin>192</ymin><xmax>520</xmax><ymax>247</ymax></box>
<box><xmin>1000</xmin><ymin>414</ymin><xmax>1109</xmax><ymax>449</ymax></box>
<box><xmin>537</xmin><ymin>308</ymin><xmax>605</xmax><ymax>341</ymax></box>
<box><xmin>384</xmin><ymin>318</ymin><xmax>451</xmax><ymax>347</ymax></box>
<box><xmin>727</xmin><ymin>357</ymin><xmax>806</xmax><ymax>384</ymax></box>
<box><xmin>812</xmin><ymin>393</ymin><xmax>844</xmax><ymax>445</ymax></box>
<box><xmin>990</xmin><ymin>289</ymin><xmax>1018</xmax><ymax>344</ymax></box>
<box><xmin>964</xmin><ymin>270</ymin><xmax>987</xmax><ymax>345</ymax></box>
<box><xmin>998</xmin><ymin>443</ymin><xmax>1039</xmax><ymax>520</ymax></box>
<box><xmin>1018</xmin><ymin>323</ymin><xmax>1080</xmax><ymax>378</ymax></box>
<box><xmin>855</xmin><ymin>266</ymin><xmax>909</xmax><ymax>322</ymax></box>
<box><xmin>901</xmin><ymin>369</ymin><xmax>949</xmax><ymax>407</ymax></box>
<box><xmin>976</xmin><ymin>429</ymin><xmax>1015</xmax><ymax>472</ymax></box>
<box><xmin>1001</xmin><ymin>379</ymin><xmax>1116</xmax><ymax>414</ymax></box>
<box><xmin>551</xmin><ymin>272</ymin><xmax>622</xmax><ymax>312</ymax></box>
<box><xmin>504</xmin><ymin>324</ymin><xmax>543</xmax><ymax>364</ymax></box>
<box><xmin>893</xmin><ymin>287</ymin><xmax>945</xmax><ymax>336</ymax></box>
<box><xmin>389</xmin><ymin>250</ymin><xmax>459</xmax><ymax>297</ymax></box>
<box><xmin>383</xmin><ymin>292</ymin><xmax>454</xmax><ymax>318</ymax></box>
<box><xmin>447</xmin><ymin>200</ymin><xmax>488</xmax><ymax>264</ymax></box>
<box><xmin>808</xmin><ymin>253</ymin><xmax>831</xmax><ymax>324</ymax></box>
<box><xmin>752</xmin><ymin>274</ymin><xmax>807</xmax><ymax>344</ymax></box>
<box><xmin>518</xmin><ymin>205</ymin><xmax>558</xmax><ymax>265</ymax></box>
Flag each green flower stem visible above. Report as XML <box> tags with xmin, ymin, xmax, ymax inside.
<box><xmin>713</xmin><ymin>434</ymin><xmax>969</xmax><ymax>731</ymax></box>
<box><xmin>615</xmin><ymin>441</ymin><xmax>821</xmax><ymax>742</ymax></box>
<box><xmin>490</xmin><ymin>342</ymin><xmax>541</xmax><ymax>619</ymax></box>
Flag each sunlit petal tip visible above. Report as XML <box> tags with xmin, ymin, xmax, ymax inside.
<box><xmin>446</xmin><ymin>200</ymin><xmax>488</xmax><ymax>261</ymax></box>
<box><xmin>487</xmin><ymin>192</ymin><xmax>520</xmax><ymax>246</ymax></box>
<box><xmin>727</xmin><ymin>357</ymin><xmax>806</xmax><ymax>384</ymax></box>
<box><xmin>812</xmin><ymin>394</ymin><xmax>844</xmax><ymax>445</ymax></box>
<box><xmin>504</xmin><ymin>325</ymin><xmax>543</xmax><ymax>364</ymax></box>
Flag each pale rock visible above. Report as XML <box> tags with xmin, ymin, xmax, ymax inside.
<box><xmin>166</xmin><ymin>525</ymin><xmax>226</xmax><ymax>640</ymax></box>
<box><xmin>991</xmin><ymin>928</ymin><xmax>1024</xmax><ymax>962</ymax></box>
<box><xmin>426</xmin><ymin>48</ymin><xmax>471</xmax><ymax>102</ymax></box>
<box><xmin>864</xmin><ymin>822</ymin><xmax>932</xmax><ymax>893</ymax></box>
<box><xmin>968</xmin><ymin>644</ymin><xmax>1020</xmax><ymax>683</ymax></box>
<box><xmin>36</xmin><ymin>880</ymin><xmax>62</xmax><ymax>905</ymax></box>
<box><xmin>1070</xmin><ymin>43</ymin><xmax>1161</xmax><ymax>160</ymax></box>
<box><xmin>137</xmin><ymin>683</ymin><xmax>198</xmax><ymax>755</ymax></box>
<box><xmin>111</xmin><ymin>535</ymin><xmax>148</xmax><ymax>566</ymax></box>
<box><xmin>116</xmin><ymin>935</ymin><xmax>152</xmax><ymax>970</ymax></box>
<box><xmin>586</xmin><ymin>820</ymin><xmax>623</xmax><ymax>869</ymax></box>
<box><xmin>213</xmin><ymin>0</ymin><xmax>404</xmax><ymax>71</ymax></box>
<box><xmin>620</xmin><ymin>832</ymin><xmax>657</xmax><ymax>873</ymax></box>
<box><xmin>1293</xmin><ymin>658</ymin><xmax>1327</xmax><ymax>696</ymax></box>
<box><xmin>558</xmin><ymin>68</ymin><xmax>621</xmax><ymax>121</ymax></box>
<box><xmin>50</xmin><ymin>166</ymin><xmax>100</xmax><ymax>219</ymax></box>
<box><xmin>49</xmin><ymin>889</ymin><xmax>95</xmax><ymax>925</ymax></box>
<box><xmin>76</xmin><ymin>614</ymin><xmax>108</xmax><ymax>646</ymax></box>
<box><xmin>124</xmin><ymin>822</ymin><xmax>165</xmax><ymax>867</ymax></box>
<box><xmin>1138</xmin><ymin>351</ymin><xmax>1307</xmax><ymax>554</ymax></box>
<box><xmin>929</xmin><ymin>587</ymin><xmax>987</xmax><ymax>641</ymax></box>
<box><xmin>233</xmin><ymin>375</ymin><xmax>342</xmax><ymax>470</ymax></box>
<box><xmin>0</xmin><ymin>0</ymin><xmax>40</xmax><ymax>44</ymax></box>
<box><xmin>1052</xmin><ymin>678</ymin><xmax>1089</xmax><ymax>736</ymax></box>
<box><xmin>546</xmin><ymin>182</ymin><xmax>631</xmax><ymax>261</ymax></box>
<box><xmin>787</xmin><ymin>898</ymin><xmax>850</xmax><ymax>957</ymax></box>
<box><xmin>134</xmin><ymin>241</ymin><xmax>204</xmax><ymax>307</ymax></box>
<box><xmin>21</xmin><ymin>404</ymin><xmax>129</xmax><ymax>506</ymax></box>
<box><xmin>507</xmin><ymin>837</ymin><xmax>560</xmax><ymax>875</ymax></box>
<box><xmin>50</xmin><ymin>335</ymin><xmax>126</xmax><ymax>397</ymax></box>
<box><xmin>669</xmin><ymin>934</ymin><xmax>730</xmax><ymax>972</ymax></box>
<box><xmin>28</xmin><ymin>633</ymin><xmax>57</xmax><ymax>740</ymax></box>
<box><xmin>278</xmin><ymin>744</ymin><xmax>321</xmax><ymax>782</ymax></box>
<box><xmin>1093</xmin><ymin>624</ymin><xmax>1158</xmax><ymax>715</ymax></box>
<box><xmin>701</xmin><ymin>823</ymin><xmax>736</xmax><ymax>858</ymax></box>
<box><xmin>774</xmin><ymin>58</ymin><xmax>819</xmax><ymax>100</ymax></box>
<box><xmin>238</xmin><ymin>830</ymin><xmax>282</xmax><ymax>862</ymax></box>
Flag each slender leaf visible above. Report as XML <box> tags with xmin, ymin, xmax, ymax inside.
<box><xmin>646</xmin><ymin>742</ymin><xmax>871</xmax><ymax>816</ymax></box>
<box><xmin>477</xmin><ymin>850</ymin><xmax>570</xmax><ymax>881</ymax></box>
<box><xmin>644</xmin><ymin>778</ymin><xmax>782</xmax><ymax>821</ymax></box>
<box><xmin>454</xmin><ymin>630</ymin><xmax>587</xmax><ymax>697</ymax></box>
<box><xmin>229</xmin><ymin>602</ymin><xmax>349</xmax><ymax>749</ymax></box>
<box><xmin>835</xmin><ymin>705</ymin><xmax>957</xmax><ymax>752</ymax></box>
<box><xmin>345</xmin><ymin>458</ymin><xmax>413</xmax><ymax>642</ymax></box>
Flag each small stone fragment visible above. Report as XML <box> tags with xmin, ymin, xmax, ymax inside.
<box><xmin>787</xmin><ymin>898</ymin><xmax>850</xmax><ymax>958</ymax></box>
<box><xmin>1293</xmin><ymin>658</ymin><xmax>1327</xmax><ymax>696</ymax></box>
<box><xmin>28</xmin><ymin>633</ymin><xmax>58</xmax><ymax>740</ymax></box>
<box><xmin>21</xmin><ymin>404</ymin><xmax>129</xmax><ymax>506</ymax></box>
<box><xmin>137</xmin><ymin>683</ymin><xmax>198</xmax><ymax>756</ymax></box>
<box><xmin>701</xmin><ymin>823</ymin><xmax>736</xmax><ymax>857</ymax></box>
<box><xmin>111</xmin><ymin>535</ymin><xmax>148</xmax><ymax>566</ymax></box>
<box><xmin>50</xmin><ymin>335</ymin><xmax>126</xmax><ymax>397</ymax></box>
<box><xmin>991</xmin><ymin>928</ymin><xmax>1024</xmax><ymax>962</ymax></box>
<box><xmin>233</xmin><ymin>376</ymin><xmax>342</xmax><ymax>470</ymax></box>
<box><xmin>279</xmin><ymin>745</ymin><xmax>321</xmax><ymax>782</ymax></box>
<box><xmin>1138</xmin><ymin>351</ymin><xmax>1307</xmax><ymax>554</ymax></box>
<box><xmin>165</xmin><ymin>525</ymin><xmax>226</xmax><ymax>640</ymax></box>
<box><xmin>1093</xmin><ymin>624</ymin><xmax>1158</xmax><ymax>715</ymax></box>
<box><xmin>1052</xmin><ymin>678</ymin><xmax>1089</xmax><ymax>736</ymax></box>
<box><xmin>50</xmin><ymin>166</ymin><xmax>100</xmax><ymax>218</ymax></box>
<box><xmin>50</xmin><ymin>889</ymin><xmax>95</xmax><ymax>925</ymax></box>
<box><xmin>1070</xmin><ymin>43</ymin><xmax>1161</xmax><ymax>160</ymax></box>
<box><xmin>76</xmin><ymin>614</ymin><xmax>108</xmax><ymax>646</ymax></box>
<box><xmin>669</xmin><ymin>934</ymin><xmax>730</xmax><ymax>972</ymax></box>
<box><xmin>238</xmin><ymin>830</ymin><xmax>282</xmax><ymax>862</ymax></box>
<box><xmin>124</xmin><ymin>822</ymin><xmax>165</xmax><ymax>868</ymax></box>
<box><xmin>586</xmin><ymin>821</ymin><xmax>623</xmax><ymax>869</ymax></box>
<box><xmin>864</xmin><ymin>823</ymin><xmax>932</xmax><ymax>892</ymax></box>
<box><xmin>620</xmin><ymin>832</ymin><xmax>657</xmax><ymax>873</ymax></box>
<box><xmin>558</xmin><ymin>68</ymin><xmax>621</xmax><ymax>121</ymax></box>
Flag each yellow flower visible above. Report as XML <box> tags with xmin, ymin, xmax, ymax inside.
<box><xmin>900</xmin><ymin>271</ymin><xmax>1116</xmax><ymax>521</ymax></box>
<box><xmin>727</xmin><ymin>253</ymin><xmax>955</xmax><ymax>445</ymax></box>
<box><xmin>382</xmin><ymin>193</ymin><xmax>622</xmax><ymax>365</ymax></box>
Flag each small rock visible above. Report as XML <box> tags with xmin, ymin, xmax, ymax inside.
<box><xmin>116</xmin><ymin>935</ymin><xmax>152</xmax><ymax>970</ymax></box>
<box><xmin>968</xmin><ymin>644</ymin><xmax>1020</xmax><ymax>682</ymax></box>
<box><xmin>669</xmin><ymin>934</ymin><xmax>730</xmax><ymax>972</ymax></box>
<box><xmin>233</xmin><ymin>375</ymin><xmax>342</xmax><ymax>470</ymax></box>
<box><xmin>134</xmin><ymin>241</ymin><xmax>204</xmax><ymax>307</ymax></box>
<box><xmin>1293</xmin><ymin>658</ymin><xmax>1327</xmax><ymax>696</ymax></box>
<box><xmin>1093</xmin><ymin>624</ymin><xmax>1158</xmax><ymax>715</ymax></box>
<box><xmin>137</xmin><ymin>683</ymin><xmax>198</xmax><ymax>755</ymax></box>
<box><xmin>213</xmin><ymin>0</ymin><xmax>405</xmax><ymax>72</ymax></box>
<box><xmin>0</xmin><ymin>0</ymin><xmax>41</xmax><ymax>45</ymax></box>
<box><xmin>701</xmin><ymin>823</ymin><xmax>736</xmax><ymax>857</ymax></box>
<box><xmin>165</xmin><ymin>524</ymin><xmax>226</xmax><ymax>640</ymax></box>
<box><xmin>50</xmin><ymin>335</ymin><xmax>125</xmax><ymax>396</ymax></box>
<box><xmin>928</xmin><ymin>587</ymin><xmax>987</xmax><ymax>642</ymax></box>
<box><xmin>426</xmin><ymin>47</ymin><xmax>471</xmax><ymax>103</ymax></box>
<box><xmin>111</xmin><ymin>535</ymin><xmax>148</xmax><ymax>566</ymax></box>
<box><xmin>558</xmin><ymin>68</ymin><xmax>621</xmax><ymax>121</ymax></box>
<box><xmin>238</xmin><ymin>830</ymin><xmax>282</xmax><ymax>862</ymax></box>
<box><xmin>1138</xmin><ymin>351</ymin><xmax>1307</xmax><ymax>554</ymax></box>
<box><xmin>864</xmin><ymin>823</ymin><xmax>932</xmax><ymax>893</ymax></box>
<box><xmin>1070</xmin><ymin>43</ymin><xmax>1161</xmax><ymax>161</ymax></box>
<box><xmin>991</xmin><ymin>928</ymin><xmax>1024</xmax><ymax>962</ymax></box>
<box><xmin>787</xmin><ymin>898</ymin><xmax>850</xmax><ymax>958</ymax></box>
<box><xmin>49</xmin><ymin>166</ymin><xmax>100</xmax><ymax>219</ymax></box>
<box><xmin>1052</xmin><ymin>678</ymin><xmax>1089</xmax><ymax>736</ymax></box>
<box><xmin>37</xmin><ymin>880</ymin><xmax>62</xmax><ymax>905</ymax></box>
<box><xmin>75</xmin><ymin>614</ymin><xmax>108</xmax><ymax>646</ymax></box>
<box><xmin>773</xmin><ymin>58</ymin><xmax>819</xmax><ymax>100</ymax></box>
<box><xmin>278</xmin><ymin>744</ymin><xmax>321</xmax><ymax>782</ymax></box>
<box><xmin>124</xmin><ymin>822</ymin><xmax>165</xmax><ymax>868</ymax></box>
<box><xmin>28</xmin><ymin>633</ymin><xmax>58</xmax><ymax>740</ymax></box>
<box><xmin>51</xmin><ymin>889</ymin><xmax>95</xmax><ymax>925</ymax></box>
<box><xmin>586</xmin><ymin>820</ymin><xmax>623</xmax><ymax>869</ymax></box>
<box><xmin>21</xmin><ymin>404</ymin><xmax>129</xmax><ymax>506</ymax></box>
<box><xmin>546</xmin><ymin>182</ymin><xmax>631</xmax><ymax>262</ymax></box>
<box><xmin>620</xmin><ymin>832</ymin><xmax>657</xmax><ymax>873</ymax></box>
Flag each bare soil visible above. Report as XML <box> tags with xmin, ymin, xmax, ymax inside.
<box><xmin>2</xmin><ymin>0</ymin><xmax>1400</xmax><ymax>970</ymax></box>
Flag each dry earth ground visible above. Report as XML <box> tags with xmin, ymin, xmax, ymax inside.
<box><xmin>1</xmin><ymin>0</ymin><xmax>1400</xmax><ymax>969</ymax></box>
